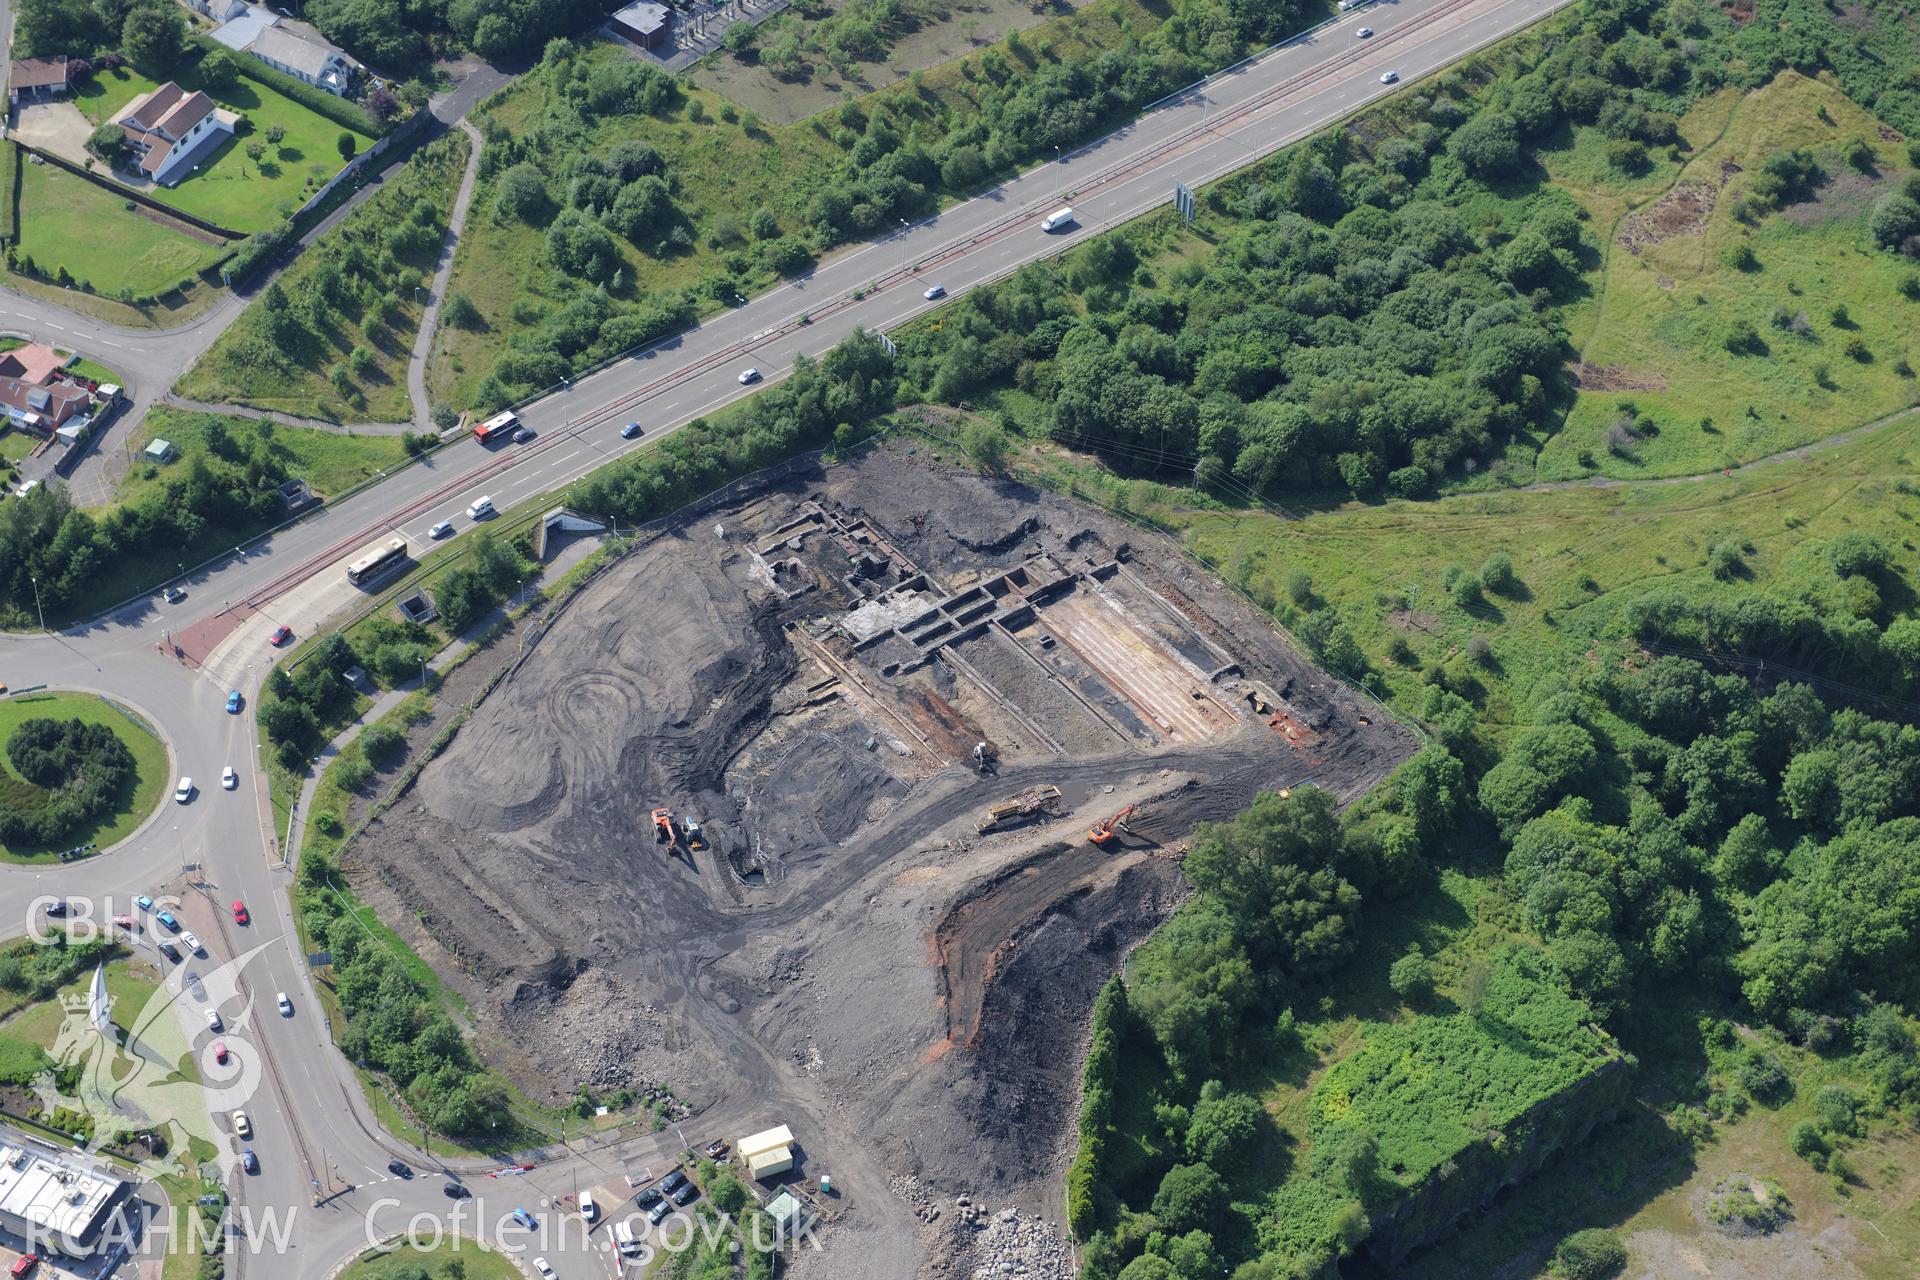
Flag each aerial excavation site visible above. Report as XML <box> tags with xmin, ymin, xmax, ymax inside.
<box><xmin>345</xmin><ymin>441</ymin><xmax>1414</xmax><ymax>1274</ymax></box>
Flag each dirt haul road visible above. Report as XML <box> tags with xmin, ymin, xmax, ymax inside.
<box><xmin>346</xmin><ymin>441</ymin><xmax>1416</xmax><ymax>1277</ymax></box>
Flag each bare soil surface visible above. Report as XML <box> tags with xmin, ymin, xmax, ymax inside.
<box><xmin>346</xmin><ymin>439</ymin><xmax>1415</xmax><ymax>1277</ymax></box>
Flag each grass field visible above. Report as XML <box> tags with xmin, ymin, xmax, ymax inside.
<box><xmin>74</xmin><ymin>63</ymin><xmax>371</xmax><ymax>234</ymax></box>
<box><xmin>428</xmin><ymin>0</ymin><xmax>1161</xmax><ymax>410</ymax></box>
<box><xmin>1540</xmin><ymin>73</ymin><xmax>1920</xmax><ymax>482</ymax></box>
<box><xmin>13</xmin><ymin>160</ymin><xmax>229</xmax><ymax>299</ymax></box>
<box><xmin>335</xmin><ymin>1239</ymin><xmax>521</xmax><ymax>1280</ymax></box>
<box><xmin>176</xmin><ymin>132</ymin><xmax>472</xmax><ymax>423</ymax></box>
<box><xmin>0</xmin><ymin>958</ymin><xmax>166</xmax><ymax>1068</ymax></box>
<box><xmin>0</xmin><ymin>691</ymin><xmax>170</xmax><ymax>861</ymax></box>
<box><xmin>115</xmin><ymin>409</ymin><xmax>410</xmax><ymax>512</ymax></box>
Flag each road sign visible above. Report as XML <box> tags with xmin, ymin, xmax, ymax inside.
<box><xmin>875</xmin><ymin>331</ymin><xmax>896</xmax><ymax>358</ymax></box>
<box><xmin>1173</xmin><ymin>181</ymin><xmax>1197</xmax><ymax>224</ymax></box>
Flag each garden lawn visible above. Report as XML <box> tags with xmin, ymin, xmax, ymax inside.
<box><xmin>74</xmin><ymin>62</ymin><xmax>371</xmax><ymax>234</ymax></box>
<box><xmin>0</xmin><ymin>692</ymin><xmax>169</xmax><ymax>861</ymax></box>
<box><xmin>14</xmin><ymin>160</ymin><xmax>228</xmax><ymax>299</ymax></box>
<box><xmin>1540</xmin><ymin>73</ymin><xmax>1920</xmax><ymax>481</ymax></box>
<box><xmin>0</xmin><ymin>958</ymin><xmax>168</xmax><ymax>1067</ymax></box>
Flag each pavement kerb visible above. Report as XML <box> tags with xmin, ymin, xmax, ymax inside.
<box><xmin>0</xmin><ymin>684</ymin><xmax>180</xmax><ymax>872</ymax></box>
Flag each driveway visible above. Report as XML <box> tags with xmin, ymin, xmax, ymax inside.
<box><xmin>10</xmin><ymin>99</ymin><xmax>96</xmax><ymax>167</ymax></box>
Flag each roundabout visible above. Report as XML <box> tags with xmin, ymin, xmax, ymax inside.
<box><xmin>0</xmin><ymin>689</ymin><xmax>173</xmax><ymax>863</ymax></box>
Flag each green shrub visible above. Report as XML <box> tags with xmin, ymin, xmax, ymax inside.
<box><xmin>1553</xmin><ymin>1228</ymin><xmax>1627</xmax><ymax>1279</ymax></box>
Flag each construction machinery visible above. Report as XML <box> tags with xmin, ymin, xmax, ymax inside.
<box><xmin>977</xmin><ymin>785</ymin><xmax>1063</xmax><ymax>835</ymax></box>
<box><xmin>651</xmin><ymin>808</ymin><xmax>683</xmax><ymax>852</ymax></box>
<box><xmin>1087</xmin><ymin>804</ymin><xmax>1137</xmax><ymax>847</ymax></box>
<box><xmin>684</xmin><ymin>820</ymin><xmax>707</xmax><ymax>852</ymax></box>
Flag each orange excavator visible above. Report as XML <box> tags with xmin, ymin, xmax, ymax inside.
<box><xmin>1087</xmin><ymin>804</ymin><xmax>1137</xmax><ymax>847</ymax></box>
<box><xmin>652</xmin><ymin>808</ymin><xmax>683</xmax><ymax>853</ymax></box>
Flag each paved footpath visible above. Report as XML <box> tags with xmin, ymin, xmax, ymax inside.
<box><xmin>407</xmin><ymin>118</ymin><xmax>487</xmax><ymax>427</ymax></box>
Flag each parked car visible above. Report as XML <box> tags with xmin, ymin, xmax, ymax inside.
<box><xmin>112</xmin><ymin>915</ymin><xmax>136</xmax><ymax>933</ymax></box>
<box><xmin>157</xmin><ymin>911</ymin><xmax>180</xmax><ymax>932</ymax></box>
<box><xmin>387</xmin><ymin>1159</ymin><xmax>413</xmax><ymax>1179</ymax></box>
<box><xmin>240</xmin><ymin>1149</ymin><xmax>258</xmax><ymax>1175</ymax></box>
<box><xmin>661</xmin><ymin>1170</ymin><xmax>688</xmax><ymax>1194</ymax></box>
<box><xmin>636</xmin><ymin>1187</ymin><xmax>663</xmax><ymax>1207</ymax></box>
<box><xmin>225</xmin><ymin>691</ymin><xmax>242</xmax><ymax>714</ymax></box>
<box><xmin>429</xmin><ymin>520</ymin><xmax>453</xmax><ymax>539</ymax></box>
<box><xmin>162</xmin><ymin>586</ymin><xmax>185</xmax><ymax>604</ymax></box>
<box><xmin>135</xmin><ymin>895</ymin><xmax>154</xmax><ymax>913</ymax></box>
<box><xmin>579</xmin><ymin>1192</ymin><xmax>597</xmax><ymax>1220</ymax></box>
<box><xmin>621</xmin><ymin>422</ymin><xmax>642</xmax><ymax>439</ymax></box>
<box><xmin>737</xmin><ymin>367</ymin><xmax>761</xmax><ymax>384</ymax></box>
<box><xmin>922</xmin><ymin>284</ymin><xmax>945</xmax><ymax>300</ymax></box>
<box><xmin>277</xmin><ymin>993</ymin><xmax>293</xmax><ymax>1017</ymax></box>
<box><xmin>231</xmin><ymin>901</ymin><xmax>249</xmax><ymax>925</ymax></box>
<box><xmin>174</xmin><ymin>779</ymin><xmax>194</xmax><ymax>804</ymax></box>
<box><xmin>212</xmin><ymin>1041</ymin><xmax>229</xmax><ymax>1065</ymax></box>
<box><xmin>222</xmin><ymin>767</ymin><xmax>237</xmax><ymax>790</ymax></box>
<box><xmin>11</xmin><ymin>1253</ymin><xmax>39</xmax><ymax>1277</ymax></box>
<box><xmin>532</xmin><ymin>1260</ymin><xmax>554</xmax><ymax>1279</ymax></box>
<box><xmin>206</xmin><ymin>1009</ymin><xmax>222</xmax><ymax>1032</ymax></box>
<box><xmin>648</xmin><ymin>1200</ymin><xmax>671</xmax><ymax>1225</ymax></box>
<box><xmin>269</xmin><ymin>626</ymin><xmax>293</xmax><ymax>647</ymax></box>
<box><xmin>1379</xmin><ymin>69</ymin><xmax>1399</xmax><ymax>83</ymax></box>
<box><xmin>704</xmin><ymin>1139</ymin><xmax>730</xmax><ymax>1159</ymax></box>
<box><xmin>180</xmin><ymin>931</ymin><xmax>203</xmax><ymax>955</ymax></box>
<box><xmin>672</xmin><ymin>1183</ymin><xmax>699</xmax><ymax>1206</ymax></box>
<box><xmin>230</xmin><ymin>1111</ymin><xmax>251</xmax><ymax>1139</ymax></box>
<box><xmin>158</xmin><ymin>942</ymin><xmax>182</xmax><ymax>964</ymax></box>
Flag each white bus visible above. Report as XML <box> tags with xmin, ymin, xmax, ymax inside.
<box><xmin>345</xmin><ymin>536</ymin><xmax>410</xmax><ymax>586</ymax></box>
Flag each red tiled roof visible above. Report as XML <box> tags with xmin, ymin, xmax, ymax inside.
<box><xmin>119</xmin><ymin>81</ymin><xmax>185</xmax><ymax>131</ymax></box>
<box><xmin>0</xmin><ymin>376</ymin><xmax>89</xmax><ymax>427</ymax></box>
<box><xmin>0</xmin><ymin>343</ymin><xmax>65</xmax><ymax>386</ymax></box>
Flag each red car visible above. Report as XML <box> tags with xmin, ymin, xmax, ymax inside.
<box><xmin>212</xmin><ymin>1041</ymin><xmax>229</xmax><ymax>1065</ymax></box>
<box><xmin>11</xmin><ymin>1254</ymin><xmax>39</xmax><ymax>1278</ymax></box>
<box><xmin>269</xmin><ymin>626</ymin><xmax>293</xmax><ymax>647</ymax></box>
<box><xmin>231</xmin><ymin>901</ymin><xmax>249</xmax><ymax>926</ymax></box>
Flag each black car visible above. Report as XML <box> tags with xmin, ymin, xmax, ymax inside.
<box><xmin>442</xmin><ymin>1182</ymin><xmax>471</xmax><ymax>1200</ymax></box>
<box><xmin>660</xmin><ymin>1170</ymin><xmax>688</xmax><ymax>1194</ymax></box>
<box><xmin>158</xmin><ymin>943</ymin><xmax>182</xmax><ymax>964</ymax></box>
<box><xmin>672</xmin><ymin>1183</ymin><xmax>699</xmax><ymax>1206</ymax></box>
<box><xmin>43</xmin><ymin>901</ymin><xmax>67</xmax><ymax>918</ymax></box>
<box><xmin>388</xmin><ymin>1159</ymin><xmax>413</xmax><ymax>1179</ymax></box>
<box><xmin>636</xmin><ymin>1187</ymin><xmax>663</xmax><ymax>1207</ymax></box>
<box><xmin>512</xmin><ymin>427</ymin><xmax>535</xmax><ymax>443</ymax></box>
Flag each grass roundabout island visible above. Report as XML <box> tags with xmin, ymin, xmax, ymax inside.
<box><xmin>0</xmin><ymin>691</ymin><xmax>170</xmax><ymax>862</ymax></box>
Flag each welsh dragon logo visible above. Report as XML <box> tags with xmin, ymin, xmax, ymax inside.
<box><xmin>32</xmin><ymin>945</ymin><xmax>272</xmax><ymax>1182</ymax></box>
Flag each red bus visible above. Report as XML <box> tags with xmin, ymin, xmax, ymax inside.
<box><xmin>473</xmin><ymin>410</ymin><xmax>520</xmax><ymax>444</ymax></box>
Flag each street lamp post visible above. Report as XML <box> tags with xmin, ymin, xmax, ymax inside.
<box><xmin>898</xmin><ymin>218</ymin><xmax>910</xmax><ymax>276</ymax></box>
<box><xmin>30</xmin><ymin>577</ymin><xmax>46</xmax><ymax>632</ymax></box>
<box><xmin>1054</xmin><ymin>145</ymin><xmax>1061</xmax><ymax>201</ymax></box>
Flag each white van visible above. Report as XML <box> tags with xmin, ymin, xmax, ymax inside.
<box><xmin>1041</xmin><ymin>206</ymin><xmax>1076</xmax><ymax>232</ymax></box>
<box><xmin>466</xmin><ymin>495</ymin><xmax>495</xmax><ymax>521</ymax></box>
<box><xmin>612</xmin><ymin>1221</ymin><xmax>639</xmax><ymax>1256</ymax></box>
<box><xmin>579</xmin><ymin>1191</ymin><xmax>597</xmax><ymax>1221</ymax></box>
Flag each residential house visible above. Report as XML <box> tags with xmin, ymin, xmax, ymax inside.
<box><xmin>186</xmin><ymin>0</ymin><xmax>251</xmax><ymax>18</ymax></box>
<box><xmin>0</xmin><ymin>342</ymin><xmax>67</xmax><ymax>386</ymax></box>
<box><xmin>8</xmin><ymin>56</ymin><xmax>72</xmax><ymax>105</ymax></box>
<box><xmin>0</xmin><ymin>377</ymin><xmax>92</xmax><ymax>435</ymax></box>
<box><xmin>113</xmin><ymin>82</ymin><xmax>238</xmax><ymax>186</ymax></box>
<box><xmin>609</xmin><ymin>0</ymin><xmax>671</xmax><ymax>51</ymax></box>
<box><xmin>213</xmin><ymin>6</ymin><xmax>360</xmax><ymax>96</ymax></box>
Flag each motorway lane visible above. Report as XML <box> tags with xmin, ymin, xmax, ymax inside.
<box><xmin>3</xmin><ymin>0</ymin><xmax>1578</xmax><ymax>1273</ymax></box>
